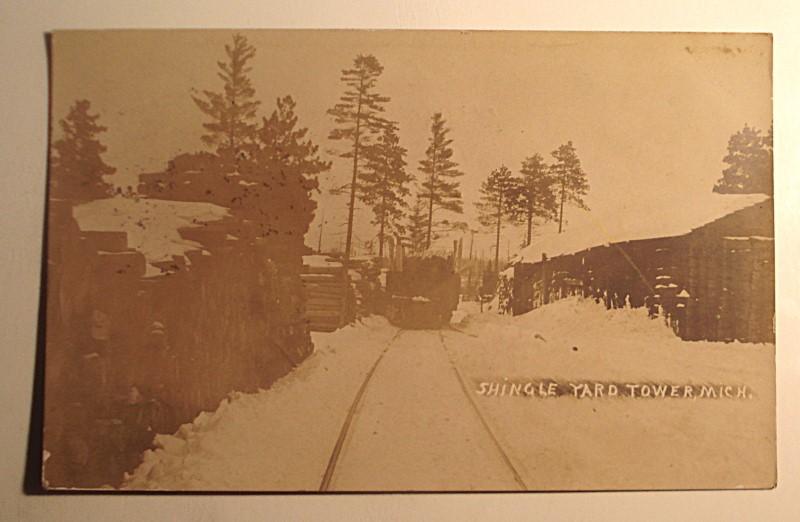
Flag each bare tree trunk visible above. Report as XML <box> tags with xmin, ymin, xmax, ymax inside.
<box><xmin>495</xmin><ymin>193</ymin><xmax>502</xmax><ymax>271</ymax></box>
<box><xmin>229</xmin><ymin>78</ymin><xmax>237</xmax><ymax>171</ymax></box>
<box><xmin>426</xmin><ymin>147</ymin><xmax>437</xmax><ymax>250</ymax></box>
<box><xmin>526</xmin><ymin>205</ymin><xmax>533</xmax><ymax>246</ymax></box>
<box><xmin>378</xmin><ymin>183</ymin><xmax>387</xmax><ymax>258</ymax></box>
<box><xmin>344</xmin><ymin>81</ymin><xmax>364</xmax><ymax>261</ymax></box>
<box><xmin>558</xmin><ymin>169</ymin><xmax>566</xmax><ymax>234</ymax></box>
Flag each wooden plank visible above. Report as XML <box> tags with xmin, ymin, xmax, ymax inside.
<box><xmin>305</xmin><ymin>299</ymin><xmax>343</xmax><ymax>306</ymax></box>
<box><xmin>306</xmin><ymin>310</ymin><xmax>344</xmax><ymax>318</ymax></box>
<box><xmin>303</xmin><ymin>291</ymin><xmax>345</xmax><ymax>301</ymax></box>
<box><xmin>301</xmin><ymin>272</ymin><xmax>342</xmax><ymax>279</ymax></box>
<box><xmin>302</xmin><ymin>282</ymin><xmax>345</xmax><ymax>291</ymax></box>
<box><xmin>304</xmin><ymin>266</ymin><xmax>345</xmax><ymax>275</ymax></box>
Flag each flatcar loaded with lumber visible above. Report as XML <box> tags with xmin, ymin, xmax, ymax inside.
<box><xmin>385</xmin><ymin>254</ymin><xmax>460</xmax><ymax>329</ymax></box>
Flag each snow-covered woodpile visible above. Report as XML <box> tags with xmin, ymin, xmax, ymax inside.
<box><xmin>509</xmin><ymin>195</ymin><xmax>773</xmax><ymax>343</ymax></box>
<box><xmin>44</xmin><ymin>197</ymin><xmax>314</xmax><ymax>488</ymax></box>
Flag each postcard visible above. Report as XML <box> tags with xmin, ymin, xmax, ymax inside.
<box><xmin>43</xmin><ymin>30</ymin><xmax>774</xmax><ymax>491</ymax></box>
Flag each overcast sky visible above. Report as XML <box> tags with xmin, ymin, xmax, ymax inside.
<box><xmin>52</xmin><ymin>30</ymin><xmax>772</xmax><ymax>256</ymax></box>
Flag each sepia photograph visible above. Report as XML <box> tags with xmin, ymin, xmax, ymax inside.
<box><xmin>42</xmin><ymin>29</ymin><xmax>774</xmax><ymax>491</ymax></box>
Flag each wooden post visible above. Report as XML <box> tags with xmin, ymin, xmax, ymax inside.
<box><xmin>541</xmin><ymin>253</ymin><xmax>549</xmax><ymax>305</ymax></box>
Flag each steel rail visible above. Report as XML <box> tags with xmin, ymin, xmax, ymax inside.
<box><xmin>437</xmin><ymin>329</ymin><xmax>529</xmax><ymax>490</ymax></box>
<box><xmin>318</xmin><ymin>328</ymin><xmax>405</xmax><ymax>491</ymax></box>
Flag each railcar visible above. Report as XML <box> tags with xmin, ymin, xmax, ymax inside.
<box><xmin>384</xmin><ymin>254</ymin><xmax>460</xmax><ymax>329</ymax></box>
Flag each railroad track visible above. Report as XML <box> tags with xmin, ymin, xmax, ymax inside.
<box><xmin>318</xmin><ymin>328</ymin><xmax>405</xmax><ymax>491</ymax></box>
<box><xmin>318</xmin><ymin>326</ymin><xmax>527</xmax><ymax>491</ymax></box>
<box><xmin>436</xmin><ymin>329</ymin><xmax>528</xmax><ymax>491</ymax></box>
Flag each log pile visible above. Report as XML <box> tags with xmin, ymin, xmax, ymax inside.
<box><xmin>301</xmin><ymin>256</ymin><xmax>352</xmax><ymax>332</ymax></box>
<box><xmin>45</xmin><ymin>200</ymin><xmax>315</xmax><ymax>488</ymax></box>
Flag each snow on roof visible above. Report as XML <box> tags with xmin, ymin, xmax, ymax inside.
<box><xmin>73</xmin><ymin>196</ymin><xmax>229</xmax><ymax>265</ymax></box>
<box><xmin>405</xmin><ymin>248</ymin><xmax>453</xmax><ymax>260</ymax></box>
<box><xmin>512</xmin><ymin>193</ymin><xmax>770</xmax><ymax>265</ymax></box>
<box><xmin>349</xmin><ymin>254</ymin><xmax>375</xmax><ymax>261</ymax></box>
<box><xmin>302</xmin><ymin>255</ymin><xmax>343</xmax><ymax>268</ymax></box>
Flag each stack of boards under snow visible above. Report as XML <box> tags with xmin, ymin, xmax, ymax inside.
<box><xmin>301</xmin><ymin>255</ymin><xmax>354</xmax><ymax>332</ymax></box>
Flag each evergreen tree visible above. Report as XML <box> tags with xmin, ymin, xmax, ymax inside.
<box><xmin>550</xmin><ymin>141</ymin><xmax>589</xmax><ymax>233</ymax></box>
<box><xmin>192</xmin><ymin>33</ymin><xmax>260</xmax><ymax>170</ymax></box>
<box><xmin>240</xmin><ymin>96</ymin><xmax>331</xmax><ymax>242</ymax></box>
<box><xmin>475</xmin><ymin>166</ymin><xmax>522</xmax><ymax>271</ymax></box>
<box><xmin>418</xmin><ymin>112</ymin><xmax>464</xmax><ymax>249</ymax></box>
<box><xmin>406</xmin><ymin>193</ymin><xmax>430</xmax><ymax>254</ymax></box>
<box><xmin>137</xmin><ymin>150</ymin><xmax>238</xmax><ymax>205</ymax></box>
<box><xmin>713</xmin><ymin>123</ymin><xmax>773</xmax><ymax>195</ymax></box>
<box><xmin>359</xmin><ymin>123</ymin><xmax>412</xmax><ymax>257</ymax></box>
<box><xmin>50</xmin><ymin>99</ymin><xmax>116</xmax><ymax>202</ymax></box>
<box><xmin>518</xmin><ymin>153</ymin><xmax>558</xmax><ymax>246</ymax></box>
<box><xmin>327</xmin><ymin>54</ymin><xmax>391</xmax><ymax>260</ymax></box>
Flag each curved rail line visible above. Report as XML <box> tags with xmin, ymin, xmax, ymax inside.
<box><xmin>318</xmin><ymin>328</ymin><xmax>405</xmax><ymax>491</ymax></box>
<box><xmin>436</xmin><ymin>329</ymin><xmax>529</xmax><ymax>490</ymax></box>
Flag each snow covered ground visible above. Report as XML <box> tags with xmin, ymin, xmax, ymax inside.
<box><xmin>123</xmin><ymin>316</ymin><xmax>399</xmax><ymax>490</ymax></box>
<box><xmin>123</xmin><ymin>297</ymin><xmax>775</xmax><ymax>491</ymax></box>
<box><xmin>446</xmin><ymin>298</ymin><xmax>775</xmax><ymax>490</ymax></box>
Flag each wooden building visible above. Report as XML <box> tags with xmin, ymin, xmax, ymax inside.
<box><xmin>510</xmin><ymin>195</ymin><xmax>774</xmax><ymax>343</ymax></box>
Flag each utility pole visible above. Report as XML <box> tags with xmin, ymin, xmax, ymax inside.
<box><xmin>317</xmin><ymin>211</ymin><xmax>325</xmax><ymax>253</ymax></box>
<box><xmin>469</xmin><ymin>229</ymin><xmax>476</xmax><ymax>260</ymax></box>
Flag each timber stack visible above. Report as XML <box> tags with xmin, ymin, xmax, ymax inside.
<box><xmin>301</xmin><ymin>255</ymin><xmax>354</xmax><ymax>332</ymax></box>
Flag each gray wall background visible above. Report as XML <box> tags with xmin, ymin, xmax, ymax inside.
<box><xmin>2</xmin><ymin>1</ymin><xmax>799</xmax><ymax>519</ymax></box>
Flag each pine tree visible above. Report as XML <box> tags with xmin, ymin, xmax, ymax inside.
<box><xmin>359</xmin><ymin>123</ymin><xmax>412</xmax><ymax>257</ymax></box>
<box><xmin>50</xmin><ymin>99</ymin><xmax>116</xmax><ymax>202</ymax></box>
<box><xmin>418</xmin><ymin>112</ymin><xmax>464</xmax><ymax>249</ymax></box>
<box><xmin>550</xmin><ymin>141</ymin><xmax>589</xmax><ymax>233</ymax></box>
<box><xmin>240</xmin><ymin>96</ymin><xmax>331</xmax><ymax>242</ymax></box>
<box><xmin>518</xmin><ymin>153</ymin><xmax>558</xmax><ymax>246</ymax></box>
<box><xmin>713</xmin><ymin>123</ymin><xmax>773</xmax><ymax>195</ymax></box>
<box><xmin>406</xmin><ymin>193</ymin><xmax>430</xmax><ymax>254</ymax></box>
<box><xmin>192</xmin><ymin>33</ymin><xmax>260</xmax><ymax>170</ymax></box>
<box><xmin>327</xmin><ymin>54</ymin><xmax>391</xmax><ymax>260</ymax></box>
<box><xmin>475</xmin><ymin>166</ymin><xmax>522</xmax><ymax>271</ymax></box>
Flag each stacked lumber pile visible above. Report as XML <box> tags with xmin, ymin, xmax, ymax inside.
<box><xmin>301</xmin><ymin>255</ymin><xmax>351</xmax><ymax>332</ymax></box>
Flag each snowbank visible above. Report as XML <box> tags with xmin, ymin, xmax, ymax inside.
<box><xmin>446</xmin><ymin>296</ymin><xmax>775</xmax><ymax>489</ymax></box>
<box><xmin>458</xmin><ymin>296</ymin><xmax>773</xmax><ymax>381</ymax></box>
<box><xmin>122</xmin><ymin>316</ymin><xmax>400</xmax><ymax>491</ymax></box>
